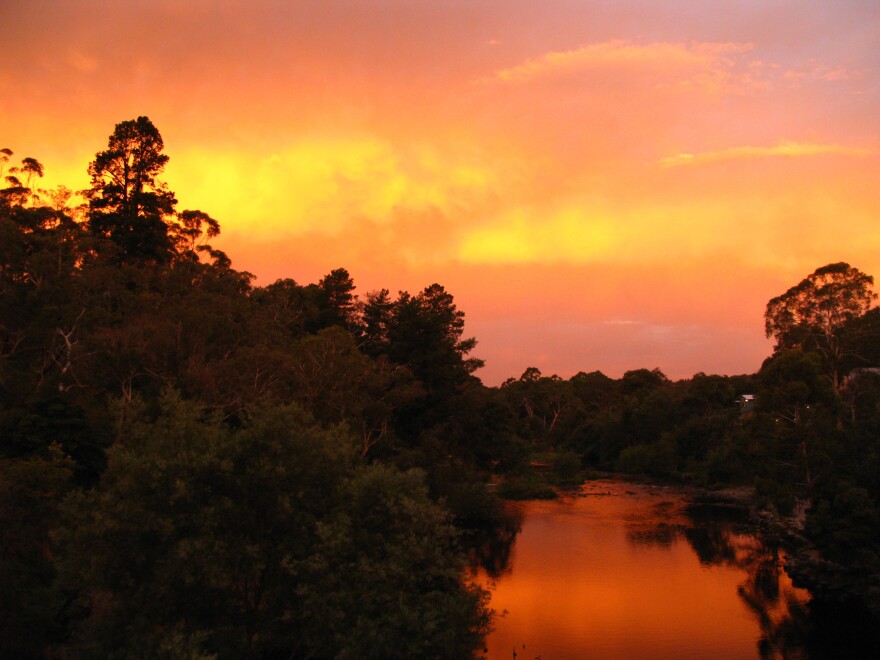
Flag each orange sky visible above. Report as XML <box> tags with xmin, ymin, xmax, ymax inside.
<box><xmin>4</xmin><ymin>0</ymin><xmax>880</xmax><ymax>384</ymax></box>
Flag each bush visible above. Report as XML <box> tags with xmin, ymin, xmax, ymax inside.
<box><xmin>551</xmin><ymin>451</ymin><xmax>583</xmax><ymax>485</ymax></box>
<box><xmin>496</xmin><ymin>475</ymin><xmax>557</xmax><ymax>500</ymax></box>
<box><xmin>616</xmin><ymin>437</ymin><xmax>677</xmax><ymax>476</ymax></box>
<box><xmin>54</xmin><ymin>393</ymin><xmax>492</xmax><ymax>658</ymax></box>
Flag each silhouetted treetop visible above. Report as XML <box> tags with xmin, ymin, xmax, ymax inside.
<box><xmin>765</xmin><ymin>262</ymin><xmax>876</xmax><ymax>390</ymax></box>
<box><xmin>85</xmin><ymin>116</ymin><xmax>177</xmax><ymax>263</ymax></box>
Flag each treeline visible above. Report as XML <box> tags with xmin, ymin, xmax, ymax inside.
<box><xmin>1</xmin><ymin>118</ymin><xmax>494</xmax><ymax>658</ymax></box>
<box><xmin>3</xmin><ymin>117</ymin><xmax>880</xmax><ymax>656</ymax></box>
<box><xmin>492</xmin><ymin>265</ymin><xmax>880</xmax><ymax>580</ymax></box>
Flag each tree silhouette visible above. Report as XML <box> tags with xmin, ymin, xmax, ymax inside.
<box><xmin>765</xmin><ymin>262</ymin><xmax>876</xmax><ymax>391</ymax></box>
<box><xmin>85</xmin><ymin>116</ymin><xmax>177</xmax><ymax>263</ymax></box>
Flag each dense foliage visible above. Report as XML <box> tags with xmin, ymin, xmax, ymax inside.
<box><xmin>3</xmin><ymin>118</ymin><xmax>880</xmax><ymax>656</ymax></box>
<box><xmin>0</xmin><ymin>119</ymin><xmax>492</xmax><ymax>658</ymax></box>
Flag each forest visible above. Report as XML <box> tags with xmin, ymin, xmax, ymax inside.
<box><xmin>3</xmin><ymin>117</ymin><xmax>880</xmax><ymax>658</ymax></box>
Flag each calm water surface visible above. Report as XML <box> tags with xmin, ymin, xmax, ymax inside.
<box><xmin>471</xmin><ymin>479</ymin><xmax>810</xmax><ymax>660</ymax></box>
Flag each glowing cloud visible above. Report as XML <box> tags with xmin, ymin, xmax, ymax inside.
<box><xmin>784</xmin><ymin>63</ymin><xmax>861</xmax><ymax>83</ymax></box>
<box><xmin>483</xmin><ymin>40</ymin><xmax>754</xmax><ymax>85</ymax></box>
<box><xmin>455</xmin><ymin>181</ymin><xmax>880</xmax><ymax>272</ymax></box>
<box><xmin>169</xmin><ymin>137</ymin><xmax>501</xmax><ymax>237</ymax></box>
<box><xmin>659</xmin><ymin>142</ymin><xmax>875</xmax><ymax>168</ymax></box>
<box><xmin>458</xmin><ymin>206</ymin><xmax>619</xmax><ymax>264</ymax></box>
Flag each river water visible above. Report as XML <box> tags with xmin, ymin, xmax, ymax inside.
<box><xmin>469</xmin><ymin>479</ymin><xmax>813</xmax><ymax>659</ymax></box>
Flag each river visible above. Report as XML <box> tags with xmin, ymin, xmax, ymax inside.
<box><xmin>469</xmin><ymin>479</ymin><xmax>814</xmax><ymax>659</ymax></box>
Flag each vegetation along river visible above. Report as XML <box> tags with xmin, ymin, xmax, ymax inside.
<box><xmin>468</xmin><ymin>479</ymin><xmax>870</xmax><ymax>659</ymax></box>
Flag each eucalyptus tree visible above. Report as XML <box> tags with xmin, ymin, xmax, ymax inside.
<box><xmin>765</xmin><ymin>262</ymin><xmax>877</xmax><ymax>391</ymax></box>
<box><xmin>1</xmin><ymin>151</ymin><xmax>44</xmax><ymax>206</ymax></box>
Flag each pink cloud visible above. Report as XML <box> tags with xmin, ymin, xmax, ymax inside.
<box><xmin>659</xmin><ymin>141</ymin><xmax>875</xmax><ymax>168</ymax></box>
<box><xmin>482</xmin><ymin>40</ymin><xmax>755</xmax><ymax>87</ymax></box>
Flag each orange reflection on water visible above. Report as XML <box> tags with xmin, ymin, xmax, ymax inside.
<box><xmin>472</xmin><ymin>480</ymin><xmax>810</xmax><ymax>660</ymax></box>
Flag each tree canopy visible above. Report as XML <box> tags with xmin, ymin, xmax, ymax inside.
<box><xmin>85</xmin><ymin>116</ymin><xmax>177</xmax><ymax>263</ymax></box>
<box><xmin>54</xmin><ymin>394</ymin><xmax>490</xmax><ymax>659</ymax></box>
<box><xmin>765</xmin><ymin>262</ymin><xmax>877</xmax><ymax>391</ymax></box>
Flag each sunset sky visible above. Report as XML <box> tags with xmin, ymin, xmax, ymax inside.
<box><xmin>4</xmin><ymin>0</ymin><xmax>880</xmax><ymax>384</ymax></box>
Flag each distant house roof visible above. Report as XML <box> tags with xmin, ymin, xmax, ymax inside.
<box><xmin>737</xmin><ymin>394</ymin><xmax>756</xmax><ymax>415</ymax></box>
<box><xmin>847</xmin><ymin>367</ymin><xmax>880</xmax><ymax>380</ymax></box>
<box><xmin>842</xmin><ymin>368</ymin><xmax>880</xmax><ymax>391</ymax></box>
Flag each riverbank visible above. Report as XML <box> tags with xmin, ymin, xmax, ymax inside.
<box><xmin>745</xmin><ymin>504</ymin><xmax>880</xmax><ymax>616</ymax></box>
<box><xmin>670</xmin><ymin>478</ymin><xmax>880</xmax><ymax>618</ymax></box>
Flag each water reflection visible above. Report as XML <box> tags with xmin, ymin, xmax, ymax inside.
<box><xmin>467</xmin><ymin>506</ymin><xmax>524</xmax><ymax>578</ymax></box>
<box><xmin>626</xmin><ymin>498</ymin><xmax>811</xmax><ymax>658</ymax></box>
<box><xmin>471</xmin><ymin>480</ymin><xmax>814</xmax><ymax>659</ymax></box>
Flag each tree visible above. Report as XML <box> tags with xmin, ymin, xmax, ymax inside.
<box><xmin>361</xmin><ymin>288</ymin><xmax>394</xmax><ymax>356</ymax></box>
<box><xmin>19</xmin><ymin>157</ymin><xmax>45</xmax><ymax>191</ymax></box>
<box><xmin>388</xmin><ymin>284</ymin><xmax>483</xmax><ymax>393</ymax></box>
<box><xmin>0</xmin><ymin>182</ymin><xmax>89</xmax><ymax>400</ymax></box>
<box><xmin>85</xmin><ymin>116</ymin><xmax>177</xmax><ymax>263</ymax></box>
<box><xmin>1</xmin><ymin>153</ymin><xmax>44</xmax><ymax>206</ymax></box>
<box><xmin>0</xmin><ymin>446</ymin><xmax>74</xmax><ymax>658</ymax></box>
<box><xmin>315</xmin><ymin>267</ymin><xmax>360</xmax><ymax>332</ymax></box>
<box><xmin>0</xmin><ymin>148</ymin><xmax>11</xmax><ymax>180</ymax></box>
<box><xmin>168</xmin><ymin>209</ymin><xmax>221</xmax><ymax>264</ymax></box>
<box><xmin>297</xmin><ymin>464</ymin><xmax>492</xmax><ymax>658</ymax></box>
<box><xmin>54</xmin><ymin>393</ymin><xmax>491</xmax><ymax>658</ymax></box>
<box><xmin>765</xmin><ymin>263</ymin><xmax>876</xmax><ymax>391</ymax></box>
<box><xmin>249</xmin><ymin>278</ymin><xmax>316</xmax><ymax>348</ymax></box>
<box><xmin>502</xmin><ymin>368</ymin><xmax>575</xmax><ymax>446</ymax></box>
<box><xmin>752</xmin><ymin>350</ymin><xmax>841</xmax><ymax>509</ymax></box>
<box><xmin>290</xmin><ymin>327</ymin><xmax>420</xmax><ymax>457</ymax></box>
<box><xmin>621</xmin><ymin>368</ymin><xmax>669</xmax><ymax>397</ymax></box>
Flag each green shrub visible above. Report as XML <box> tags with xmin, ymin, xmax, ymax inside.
<box><xmin>496</xmin><ymin>475</ymin><xmax>557</xmax><ymax>500</ymax></box>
